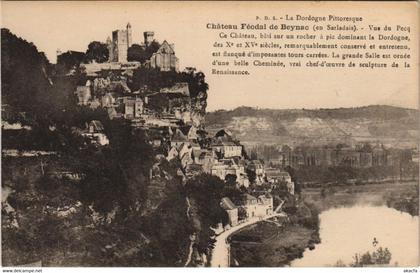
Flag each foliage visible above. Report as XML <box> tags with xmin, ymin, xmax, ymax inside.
<box><xmin>76</xmin><ymin>122</ymin><xmax>154</xmax><ymax>215</ymax></box>
<box><xmin>1</xmin><ymin>28</ymin><xmax>53</xmax><ymax>121</ymax></box>
<box><xmin>246</xmin><ymin>169</ymin><xmax>256</xmax><ymax>183</ymax></box>
<box><xmin>185</xmin><ymin>174</ymin><xmax>228</xmax><ymax>254</ymax></box>
<box><xmin>351</xmin><ymin>247</ymin><xmax>392</xmax><ymax>267</ymax></box>
<box><xmin>385</xmin><ymin>184</ymin><xmax>419</xmax><ymax>216</ymax></box>
<box><xmin>1</xmin><ymin>28</ymin><xmax>213</xmax><ymax>267</ymax></box>
<box><xmin>85</xmin><ymin>41</ymin><xmax>109</xmax><ymax>63</ymax></box>
<box><xmin>127</xmin><ymin>41</ymin><xmax>160</xmax><ymax>63</ymax></box>
<box><xmin>56</xmin><ymin>51</ymin><xmax>86</xmax><ymax>75</ymax></box>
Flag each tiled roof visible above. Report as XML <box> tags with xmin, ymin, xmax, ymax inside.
<box><xmin>220</xmin><ymin>197</ymin><xmax>237</xmax><ymax>210</ymax></box>
<box><xmin>171</xmin><ymin>129</ymin><xmax>188</xmax><ymax>142</ymax></box>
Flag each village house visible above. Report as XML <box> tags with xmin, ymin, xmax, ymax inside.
<box><xmin>256</xmin><ymin>194</ymin><xmax>274</xmax><ymax>217</ymax></box>
<box><xmin>81</xmin><ymin>120</ymin><xmax>109</xmax><ymax>146</ymax></box>
<box><xmin>265</xmin><ymin>168</ymin><xmax>294</xmax><ymax>195</ymax></box>
<box><xmin>220</xmin><ymin>197</ymin><xmax>238</xmax><ymax>227</ymax></box>
<box><xmin>211</xmin><ymin>160</ymin><xmax>237</xmax><ymax>181</ymax></box>
<box><xmin>187</xmin><ymin>126</ymin><xmax>199</xmax><ymax>142</ymax></box>
<box><xmin>210</xmin><ymin>158</ymin><xmax>250</xmax><ymax>187</ymax></box>
<box><xmin>166</xmin><ymin>146</ymin><xmax>179</xmax><ymax>161</ymax></box>
<box><xmin>247</xmin><ymin>160</ymin><xmax>265</xmax><ymax>184</ymax></box>
<box><xmin>178</xmin><ymin>143</ymin><xmax>194</xmax><ymax>168</ymax></box>
<box><xmin>75</xmin><ymin>85</ymin><xmax>91</xmax><ymax>106</ymax></box>
<box><xmin>211</xmin><ymin>138</ymin><xmax>243</xmax><ymax>158</ymax></box>
<box><xmin>170</xmin><ymin>129</ymin><xmax>190</xmax><ymax>149</ymax></box>
<box><xmin>239</xmin><ymin>194</ymin><xmax>258</xmax><ymax>219</ymax></box>
<box><xmin>192</xmin><ymin>149</ymin><xmax>216</xmax><ymax>173</ymax></box>
<box><xmin>101</xmin><ymin>92</ymin><xmax>116</xmax><ymax>108</ymax></box>
<box><xmin>115</xmin><ymin>96</ymin><xmax>144</xmax><ymax>119</ymax></box>
<box><xmin>237</xmin><ymin>172</ymin><xmax>250</xmax><ymax>188</ymax></box>
<box><xmin>236</xmin><ymin>193</ymin><xmax>274</xmax><ymax>220</ymax></box>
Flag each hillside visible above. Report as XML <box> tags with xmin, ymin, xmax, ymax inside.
<box><xmin>205</xmin><ymin>106</ymin><xmax>419</xmax><ymax>148</ymax></box>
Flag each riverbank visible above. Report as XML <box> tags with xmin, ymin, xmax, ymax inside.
<box><xmin>230</xmin><ymin>220</ymin><xmax>319</xmax><ymax>267</ymax></box>
<box><xmin>228</xmin><ymin>180</ymin><xmax>418</xmax><ymax>267</ymax></box>
<box><xmin>209</xmin><ymin>212</ymin><xmax>285</xmax><ymax>267</ymax></box>
<box><xmin>229</xmin><ymin>201</ymin><xmax>320</xmax><ymax>267</ymax></box>
<box><xmin>301</xmin><ymin>180</ymin><xmax>418</xmax><ymax>213</ymax></box>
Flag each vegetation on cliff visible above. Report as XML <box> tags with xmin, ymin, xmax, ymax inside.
<box><xmin>0</xmin><ymin>28</ymin><xmax>202</xmax><ymax>266</ymax></box>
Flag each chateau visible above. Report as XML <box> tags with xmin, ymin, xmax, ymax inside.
<box><xmin>105</xmin><ymin>23</ymin><xmax>178</xmax><ymax>71</ymax></box>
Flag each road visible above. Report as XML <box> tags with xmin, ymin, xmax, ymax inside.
<box><xmin>210</xmin><ymin>212</ymin><xmax>286</xmax><ymax>267</ymax></box>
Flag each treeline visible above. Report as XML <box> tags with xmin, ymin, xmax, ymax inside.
<box><xmin>294</xmin><ymin>164</ymin><xmax>419</xmax><ymax>187</ymax></box>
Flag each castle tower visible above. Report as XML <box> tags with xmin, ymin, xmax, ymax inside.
<box><xmin>109</xmin><ymin>23</ymin><xmax>132</xmax><ymax>62</ymax></box>
<box><xmin>144</xmin><ymin>31</ymin><xmax>155</xmax><ymax>47</ymax></box>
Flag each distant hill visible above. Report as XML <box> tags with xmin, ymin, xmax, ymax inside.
<box><xmin>205</xmin><ymin>105</ymin><xmax>419</xmax><ymax>148</ymax></box>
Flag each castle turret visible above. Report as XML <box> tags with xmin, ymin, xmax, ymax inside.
<box><xmin>144</xmin><ymin>31</ymin><xmax>155</xmax><ymax>47</ymax></box>
<box><xmin>126</xmin><ymin>22</ymin><xmax>132</xmax><ymax>48</ymax></box>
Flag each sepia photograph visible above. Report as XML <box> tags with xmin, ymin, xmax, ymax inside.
<box><xmin>1</xmin><ymin>1</ymin><xmax>419</xmax><ymax>270</ymax></box>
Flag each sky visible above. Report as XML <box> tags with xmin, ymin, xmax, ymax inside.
<box><xmin>2</xmin><ymin>1</ymin><xmax>418</xmax><ymax>111</ymax></box>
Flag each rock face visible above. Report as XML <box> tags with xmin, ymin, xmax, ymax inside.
<box><xmin>205</xmin><ymin>106</ymin><xmax>419</xmax><ymax>148</ymax></box>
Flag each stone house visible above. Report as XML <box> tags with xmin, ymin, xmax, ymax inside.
<box><xmin>237</xmin><ymin>193</ymin><xmax>274</xmax><ymax>220</ymax></box>
<box><xmin>220</xmin><ymin>197</ymin><xmax>238</xmax><ymax>227</ymax></box>
<box><xmin>239</xmin><ymin>194</ymin><xmax>259</xmax><ymax>219</ymax></box>
<box><xmin>116</xmin><ymin>96</ymin><xmax>144</xmax><ymax>119</ymax></box>
<box><xmin>265</xmin><ymin>168</ymin><xmax>294</xmax><ymax>195</ymax></box>
<box><xmin>82</xmin><ymin>120</ymin><xmax>109</xmax><ymax>146</ymax></box>
<box><xmin>192</xmin><ymin>149</ymin><xmax>216</xmax><ymax>173</ymax></box>
<box><xmin>211</xmin><ymin>138</ymin><xmax>243</xmax><ymax>158</ymax></box>
<box><xmin>247</xmin><ymin>160</ymin><xmax>265</xmax><ymax>184</ymax></box>
<box><xmin>256</xmin><ymin>194</ymin><xmax>274</xmax><ymax>217</ymax></box>
<box><xmin>170</xmin><ymin>129</ymin><xmax>189</xmax><ymax>148</ymax></box>
<box><xmin>75</xmin><ymin>86</ymin><xmax>91</xmax><ymax>105</ymax></box>
<box><xmin>211</xmin><ymin>160</ymin><xmax>237</xmax><ymax>181</ymax></box>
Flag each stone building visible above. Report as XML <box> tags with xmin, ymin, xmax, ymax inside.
<box><xmin>150</xmin><ymin>40</ymin><xmax>179</xmax><ymax>72</ymax></box>
<box><xmin>107</xmin><ymin>23</ymin><xmax>132</xmax><ymax>62</ymax></box>
<box><xmin>220</xmin><ymin>197</ymin><xmax>238</xmax><ymax>227</ymax></box>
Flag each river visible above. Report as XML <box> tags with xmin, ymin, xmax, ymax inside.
<box><xmin>291</xmin><ymin>205</ymin><xmax>419</xmax><ymax>267</ymax></box>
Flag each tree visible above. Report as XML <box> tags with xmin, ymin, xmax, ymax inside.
<box><xmin>2</xmin><ymin>28</ymin><xmax>53</xmax><ymax>120</ymax></box>
<box><xmin>225</xmin><ymin>174</ymin><xmax>237</xmax><ymax>185</ymax></box>
<box><xmin>185</xmin><ymin>174</ymin><xmax>228</xmax><ymax>254</ymax></box>
<box><xmin>127</xmin><ymin>41</ymin><xmax>161</xmax><ymax>64</ymax></box>
<box><xmin>76</xmin><ymin>121</ymin><xmax>154</xmax><ymax>215</ymax></box>
<box><xmin>85</xmin><ymin>41</ymin><xmax>109</xmax><ymax>63</ymax></box>
<box><xmin>351</xmin><ymin>247</ymin><xmax>392</xmax><ymax>266</ymax></box>
<box><xmin>127</xmin><ymin>44</ymin><xmax>146</xmax><ymax>63</ymax></box>
<box><xmin>246</xmin><ymin>169</ymin><xmax>256</xmax><ymax>183</ymax></box>
<box><xmin>56</xmin><ymin>51</ymin><xmax>85</xmax><ymax>75</ymax></box>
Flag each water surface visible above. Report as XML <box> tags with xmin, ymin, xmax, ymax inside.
<box><xmin>291</xmin><ymin>206</ymin><xmax>419</xmax><ymax>267</ymax></box>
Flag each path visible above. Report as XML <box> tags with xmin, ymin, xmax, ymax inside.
<box><xmin>184</xmin><ymin>197</ymin><xmax>194</xmax><ymax>267</ymax></box>
<box><xmin>210</xmin><ymin>212</ymin><xmax>286</xmax><ymax>267</ymax></box>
